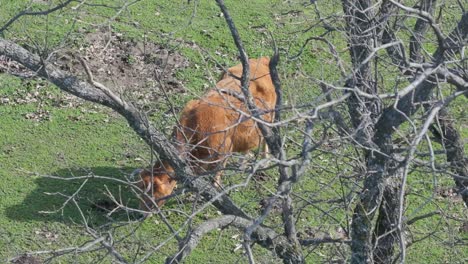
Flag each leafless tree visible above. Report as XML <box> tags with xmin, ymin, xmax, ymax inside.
<box><xmin>1</xmin><ymin>0</ymin><xmax>467</xmax><ymax>263</ymax></box>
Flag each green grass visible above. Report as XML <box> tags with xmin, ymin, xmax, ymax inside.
<box><xmin>1</xmin><ymin>0</ymin><xmax>467</xmax><ymax>263</ymax></box>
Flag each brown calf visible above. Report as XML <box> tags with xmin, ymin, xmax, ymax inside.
<box><xmin>133</xmin><ymin>57</ymin><xmax>276</xmax><ymax>210</ymax></box>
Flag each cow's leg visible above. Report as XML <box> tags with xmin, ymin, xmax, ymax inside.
<box><xmin>211</xmin><ymin>135</ymin><xmax>232</xmax><ymax>189</ymax></box>
<box><xmin>213</xmin><ymin>160</ymin><xmax>226</xmax><ymax>189</ymax></box>
<box><xmin>262</xmin><ymin>139</ymin><xmax>269</xmax><ymax>159</ymax></box>
<box><xmin>258</xmin><ymin>137</ymin><xmax>270</xmax><ymax>159</ymax></box>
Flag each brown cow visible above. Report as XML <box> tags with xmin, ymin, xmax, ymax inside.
<box><xmin>133</xmin><ymin>57</ymin><xmax>276</xmax><ymax>210</ymax></box>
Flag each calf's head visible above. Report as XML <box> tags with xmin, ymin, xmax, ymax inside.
<box><xmin>132</xmin><ymin>161</ymin><xmax>176</xmax><ymax>210</ymax></box>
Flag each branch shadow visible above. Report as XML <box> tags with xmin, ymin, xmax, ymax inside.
<box><xmin>5</xmin><ymin>166</ymin><xmax>144</xmax><ymax>227</ymax></box>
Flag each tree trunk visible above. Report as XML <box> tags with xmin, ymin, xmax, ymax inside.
<box><xmin>431</xmin><ymin>109</ymin><xmax>468</xmax><ymax>206</ymax></box>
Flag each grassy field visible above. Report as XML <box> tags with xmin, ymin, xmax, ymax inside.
<box><xmin>1</xmin><ymin>0</ymin><xmax>467</xmax><ymax>263</ymax></box>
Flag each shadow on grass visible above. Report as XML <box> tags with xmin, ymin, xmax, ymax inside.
<box><xmin>5</xmin><ymin>166</ymin><xmax>144</xmax><ymax>227</ymax></box>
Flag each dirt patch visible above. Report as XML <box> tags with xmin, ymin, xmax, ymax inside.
<box><xmin>52</xmin><ymin>30</ymin><xmax>189</xmax><ymax>106</ymax></box>
<box><xmin>435</xmin><ymin>187</ymin><xmax>463</xmax><ymax>203</ymax></box>
<box><xmin>460</xmin><ymin>222</ymin><xmax>468</xmax><ymax>233</ymax></box>
<box><xmin>0</xmin><ymin>55</ymin><xmax>34</xmax><ymax>78</ymax></box>
<box><xmin>10</xmin><ymin>255</ymin><xmax>41</xmax><ymax>264</ymax></box>
<box><xmin>1</xmin><ymin>29</ymin><xmax>189</xmax><ymax>111</ymax></box>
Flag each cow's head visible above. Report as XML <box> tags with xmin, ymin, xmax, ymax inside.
<box><xmin>132</xmin><ymin>161</ymin><xmax>176</xmax><ymax>212</ymax></box>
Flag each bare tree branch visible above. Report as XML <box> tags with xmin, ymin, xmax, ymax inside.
<box><xmin>0</xmin><ymin>0</ymin><xmax>75</xmax><ymax>34</ymax></box>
